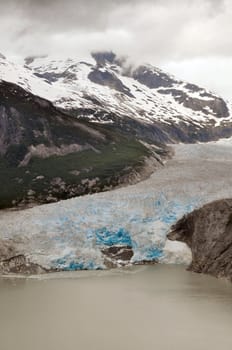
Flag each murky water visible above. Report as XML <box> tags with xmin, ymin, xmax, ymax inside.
<box><xmin>0</xmin><ymin>265</ymin><xmax>232</xmax><ymax>350</ymax></box>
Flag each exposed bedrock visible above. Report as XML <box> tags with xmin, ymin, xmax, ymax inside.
<box><xmin>101</xmin><ymin>245</ymin><xmax>134</xmax><ymax>268</ymax></box>
<box><xmin>88</xmin><ymin>68</ymin><xmax>134</xmax><ymax>98</ymax></box>
<box><xmin>101</xmin><ymin>245</ymin><xmax>158</xmax><ymax>269</ymax></box>
<box><xmin>168</xmin><ymin>199</ymin><xmax>232</xmax><ymax>281</ymax></box>
<box><xmin>0</xmin><ymin>239</ymin><xmax>48</xmax><ymax>275</ymax></box>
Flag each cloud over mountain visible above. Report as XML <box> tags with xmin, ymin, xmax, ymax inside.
<box><xmin>0</xmin><ymin>0</ymin><xmax>231</xmax><ymax>97</ymax></box>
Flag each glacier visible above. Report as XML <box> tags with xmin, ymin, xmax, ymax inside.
<box><xmin>0</xmin><ymin>139</ymin><xmax>232</xmax><ymax>270</ymax></box>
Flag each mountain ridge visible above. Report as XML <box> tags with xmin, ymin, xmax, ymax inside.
<box><xmin>1</xmin><ymin>51</ymin><xmax>231</xmax><ymax>144</ymax></box>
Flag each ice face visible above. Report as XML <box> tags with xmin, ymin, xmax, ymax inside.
<box><xmin>0</xmin><ymin>139</ymin><xmax>232</xmax><ymax>270</ymax></box>
<box><xmin>31</xmin><ymin>193</ymin><xmax>199</xmax><ymax>269</ymax></box>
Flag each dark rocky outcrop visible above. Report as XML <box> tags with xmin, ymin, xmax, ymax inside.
<box><xmin>34</xmin><ymin>71</ymin><xmax>76</xmax><ymax>84</ymax></box>
<box><xmin>0</xmin><ymin>239</ymin><xmax>48</xmax><ymax>275</ymax></box>
<box><xmin>0</xmin><ymin>255</ymin><xmax>48</xmax><ymax>275</ymax></box>
<box><xmin>101</xmin><ymin>245</ymin><xmax>158</xmax><ymax>269</ymax></box>
<box><xmin>158</xmin><ymin>88</ymin><xmax>229</xmax><ymax>119</ymax></box>
<box><xmin>101</xmin><ymin>245</ymin><xmax>134</xmax><ymax>268</ymax></box>
<box><xmin>168</xmin><ymin>199</ymin><xmax>232</xmax><ymax>281</ymax></box>
<box><xmin>88</xmin><ymin>68</ymin><xmax>134</xmax><ymax>98</ymax></box>
<box><xmin>132</xmin><ymin>65</ymin><xmax>175</xmax><ymax>89</ymax></box>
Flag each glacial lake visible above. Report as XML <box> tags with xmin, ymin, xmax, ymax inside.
<box><xmin>0</xmin><ymin>265</ymin><xmax>232</xmax><ymax>350</ymax></box>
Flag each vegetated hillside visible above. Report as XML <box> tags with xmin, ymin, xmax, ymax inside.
<box><xmin>0</xmin><ymin>80</ymin><xmax>165</xmax><ymax>209</ymax></box>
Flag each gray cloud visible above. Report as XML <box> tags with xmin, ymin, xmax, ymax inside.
<box><xmin>0</xmin><ymin>0</ymin><xmax>232</xmax><ymax>97</ymax></box>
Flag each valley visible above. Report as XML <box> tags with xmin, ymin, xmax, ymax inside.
<box><xmin>0</xmin><ymin>51</ymin><xmax>232</xmax><ymax>276</ymax></box>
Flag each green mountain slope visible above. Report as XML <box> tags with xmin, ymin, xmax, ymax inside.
<box><xmin>0</xmin><ymin>80</ymin><xmax>164</xmax><ymax>209</ymax></box>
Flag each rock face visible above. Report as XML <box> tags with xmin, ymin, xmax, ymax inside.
<box><xmin>0</xmin><ymin>80</ymin><xmax>106</xmax><ymax>160</ymax></box>
<box><xmin>168</xmin><ymin>199</ymin><xmax>232</xmax><ymax>281</ymax></box>
<box><xmin>0</xmin><ymin>80</ymin><xmax>164</xmax><ymax>209</ymax></box>
<box><xmin>0</xmin><ymin>239</ymin><xmax>48</xmax><ymax>275</ymax></box>
<box><xmin>132</xmin><ymin>64</ymin><xmax>175</xmax><ymax>89</ymax></box>
<box><xmin>88</xmin><ymin>69</ymin><xmax>134</xmax><ymax>98</ymax></box>
<box><xmin>101</xmin><ymin>245</ymin><xmax>134</xmax><ymax>268</ymax></box>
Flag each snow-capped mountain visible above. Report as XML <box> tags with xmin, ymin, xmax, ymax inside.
<box><xmin>1</xmin><ymin>51</ymin><xmax>232</xmax><ymax>143</ymax></box>
<box><xmin>0</xmin><ymin>53</ymin><xmax>66</xmax><ymax>102</ymax></box>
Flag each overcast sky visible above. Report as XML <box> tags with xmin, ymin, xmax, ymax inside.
<box><xmin>1</xmin><ymin>0</ymin><xmax>232</xmax><ymax>98</ymax></box>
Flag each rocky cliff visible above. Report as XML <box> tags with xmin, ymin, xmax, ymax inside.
<box><xmin>168</xmin><ymin>199</ymin><xmax>232</xmax><ymax>281</ymax></box>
